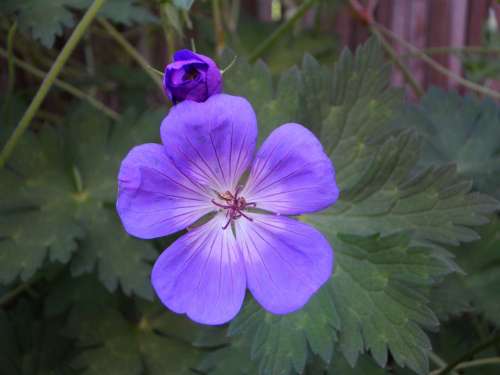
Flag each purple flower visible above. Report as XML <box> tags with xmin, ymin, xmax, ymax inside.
<box><xmin>163</xmin><ymin>49</ymin><xmax>222</xmax><ymax>104</ymax></box>
<box><xmin>116</xmin><ymin>94</ymin><xmax>339</xmax><ymax>325</ymax></box>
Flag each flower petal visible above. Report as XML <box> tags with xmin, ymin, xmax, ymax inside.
<box><xmin>152</xmin><ymin>214</ymin><xmax>246</xmax><ymax>325</ymax></box>
<box><xmin>235</xmin><ymin>214</ymin><xmax>333</xmax><ymax>314</ymax></box>
<box><xmin>161</xmin><ymin>94</ymin><xmax>257</xmax><ymax>192</ymax></box>
<box><xmin>242</xmin><ymin>123</ymin><xmax>339</xmax><ymax>215</ymax></box>
<box><xmin>116</xmin><ymin>143</ymin><xmax>214</xmax><ymax>239</ymax></box>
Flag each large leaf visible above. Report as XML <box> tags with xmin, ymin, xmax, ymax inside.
<box><xmin>217</xmin><ymin>39</ymin><xmax>500</xmax><ymax>375</ymax></box>
<box><xmin>0</xmin><ymin>0</ymin><xmax>157</xmax><ymax>47</ymax></box>
<box><xmin>0</xmin><ymin>107</ymin><xmax>166</xmax><ymax>299</ymax></box>
<box><xmin>397</xmin><ymin>88</ymin><xmax>500</xmax><ymax>199</ymax></box>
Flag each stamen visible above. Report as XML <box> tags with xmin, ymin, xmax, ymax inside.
<box><xmin>212</xmin><ymin>187</ymin><xmax>256</xmax><ymax>229</ymax></box>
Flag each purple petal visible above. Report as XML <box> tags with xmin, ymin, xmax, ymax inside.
<box><xmin>235</xmin><ymin>214</ymin><xmax>333</xmax><ymax>314</ymax></box>
<box><xmin>116</xmin><ymin>143</ymin><xmax>214</xmax><ymax>239</ymax></box>
<box><xmin>242</xmin><ymin>123</ymin><xmax>339</xmax><ymax>215</ymax></box>
<box><xmin>152</xmin><ymin>214</ymin><xmax>246</xmax><ymax>325</ymax></box>
<box><xmin>161</xmin><ymin>94</ymin><xmax>257</xmax><ymax>192</ymax></box>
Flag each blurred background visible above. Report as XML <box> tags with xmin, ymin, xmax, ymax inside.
<box><xmin>2</xmin><ymin>0</ymin><xmax>500</xmax><ymax>107</ymax></box>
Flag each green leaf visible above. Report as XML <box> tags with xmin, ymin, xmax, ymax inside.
<box><xmin>228</xmin><ymin>288</ymin><xmax>339</xmax><ymax>375</ymax></box>
<box><xmin>0</xmin><ymin>129</ymin><xmax>85</xmax><ymax>283</ymax></box>
<box><xmin>0</xmin><ymin>299</ymin><xmax>75</xmax><ymax>375</ymax></box>
<box><xmin>0</xmin><ymin>107</ymin><xmax>166</xmax><ymax>298</ymax></box>
<box><xmin>397</xmin><ymin>88</ymin><xmax>500</xmax><ymax>199</ymax></box>
<box><xmin>1</xmin><ymin>0</ymin><xmax>157</xmax><ymax>47</ymax></box>
<box><xmin>221</xmin><ymin>39</ymin><xmax>500</xmax><ymax>375</ymax></box>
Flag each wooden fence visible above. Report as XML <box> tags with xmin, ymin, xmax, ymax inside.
<box><xmin>243</xmin><ymin>0</ymin><xmax>500</xmax><ymax>97</ymax></box>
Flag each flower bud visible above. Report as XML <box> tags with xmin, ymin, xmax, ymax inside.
<box><xmin>163</xmin><ymin>50</ymin><xmax>223</xmax><ymax>104</ymax></box>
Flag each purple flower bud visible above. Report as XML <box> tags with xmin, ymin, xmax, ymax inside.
<box><xmin>163</xmin><ymin>49</ymin><xmax>223</xmax><ymax>104</ymax></box>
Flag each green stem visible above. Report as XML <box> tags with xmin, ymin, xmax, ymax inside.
<box><xmin>454</xmin><ymin>357</ymin><xmax>500</xmax><ymax>371</ymax></box>
<box><xmin>375</xmin><ymin>23</ymin><xmax>500</xmax><ymax>101</ymax></box>
<box><xmin>0</xmin><ymin>48</ymin><xmax>120</xmax><ymax>121</ymax></box>
<box><xmin>429</xmin><ymin>352</ymin><xmax>459</xmax><ymax>375</ymax></box>
<box><xmin>98</xmin><ymin>18</ymin><xmax>164</xmax><ymax>91</ymax></box>
<box><xmin>6</xmin><ymin>22</ymin><xmax>17</xmax><ymax>97</ymax></box>
<box><xmin>369</xmin><ymin>26</ymin><xmax>424</xmax><ymax>98</ymax></box>
<box><xmin>436</xmin><ymin>334</ymin><xmax>500</xmax><ymax>375</ymax></box>
<box><xmin>2</xmin><ymin>21</ymin><xmax>17</xmax><ymax>124</ymax></box>
<box><xmin>249</xmin><ymin>0</ymin><xmax>318</xmax><ymax>63</ymax></box>
<box><xmin>0</xmin><ymin>0</ymin><xmax>107</xmax><ymax>168</ymax></box>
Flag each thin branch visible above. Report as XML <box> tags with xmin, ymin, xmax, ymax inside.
<box><xmin>0</xmin><ymin>48</ymin><xmax>121</xmax><ymax>121</ymax></box>
<box><xmin>435</xmin><ymin>334</ymin><xmax>500</xmax><ymax>375</ymax></box>
<box><xmin>2</xmin><ymin>21</ymin><xmax>17</xmax><ymax>122</ymax></box>
<box><xmin>430</xmin><ymin>357</ymin><xmax>500</xmax><ymax>375</ymax></box>
<box><xmin>98</xmin><ymin>18</ymin><xmax>164</xmax><ymax>91</ymax></box>
<box><xmin>0</xmin><ymin>0</ymin><xmax>108</xmax><ymax>168</ymax></box>
<box><xmin>403</xmin><ymin>45</ymin><xmax>500</xmax><ymax>57</ymax></box>
<box><xmin>375</xmin><ymin>23</ymin><xmax>500</xmax><ymax>101</ymax></box>
<box><xmin>369</xmin><ymin>25</ymin><xmax>424</xmax><ymax>97</ymax></box>
<box><xmin>249</xmin><ymin>0</ymin><xmax>319</xmax><ymax>63</ymax></box>
<box><xmin>429</xmin><ymin>352</ymin><xmax>459</xmax><ymax>375</ymax></box>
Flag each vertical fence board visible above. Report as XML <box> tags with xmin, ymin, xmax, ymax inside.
<box><xmin>408</xmin><ymin>0</ymin><xmax>429</xmax><ymax>95</ymax></box>
<box><xmin>390</xmin><ymin>0</ymin><xmax>411</xmax><ymax>87</ymax></box>
<box><xmin>467</xmin><ymin>0</ymin><xmax>490</xmax><ymax>45</ymax></box>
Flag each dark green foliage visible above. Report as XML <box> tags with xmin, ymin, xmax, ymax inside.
<box><xmin>0</xmin><ymin>0</ymin><xmax>157</xmax><ymax>47</ymax></box>
<box><xmin>398</xmin><ymin>88</ymin><xmax>500</xmax><ymax>199</ymax></box>
<box><xmin>0</xmin><ymin>108</ymin><xmax>167</xmax><ymax>299</ymax></box>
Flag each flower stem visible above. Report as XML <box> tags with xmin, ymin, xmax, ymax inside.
<box><xmin>0</xmin><ymin>48</ymin><xmax>121</xmax><ymax>121</ymax></box>
<box><xmin>369</xmin><ymin>25</ymin><xmax>424</xmax><ymax>98</ymax></box>
<box><xmin>434</xmin><ymin>334</ymin><xmax>500</xmax><ymax>375</ymax></box>
<box><xmin>98</xmin><ymin>18</ymin><xmax>164</xmax><ymax>91</ymax></box>
<box><xmin>374</xmin><ymin>23</ymin><xmax>500</xmax><ymax>101</ymax></box>
<box><xmin>429</xmin><ymin>352</ymin><xmax>459</xmax><ymax>375</ymax></box>
<box><xmin>0</xmin><ymin>0</ymin><xmax>107</xmax><ymax>168</ymax></box>
<box><xmin>249</xmin><ymin>0</ymin><xmax>319</xmax><ymax>63</ymax></box>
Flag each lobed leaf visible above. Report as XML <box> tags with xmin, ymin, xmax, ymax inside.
<box><xmin>0</xmin><ymin>107</ymin><xmax>166</xmax><ymax>299</ymax></box>
<box><xmin>0</xmin><ymin>0</ymin><xmax>157</xmax><ymax>47</ymax></box>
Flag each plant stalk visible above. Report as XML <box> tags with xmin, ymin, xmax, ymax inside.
<box><xmin>375</xmin><ymin>23</ymin><xmax>500</xmax><ymax>101</ymax></box>
<box><xmin>435</xmin><ymin>334</ymin><xmax>500</xmax><ymax>375</ymax></box>
<box><xmin>0</xmin><ymin>48</ymin><xmax>120</xmax><ymax>121</ymax></box>
<box><xmin>98</xmin><ymin>18</ymin><xmax>164</xmax><ymax>91</ymax></box>
<box><xmin>0</xmin><ymin>0</ymin><xmax>107</xmax><ymax>168</ymax></box>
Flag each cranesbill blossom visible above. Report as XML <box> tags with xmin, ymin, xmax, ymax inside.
<box><xmin>163</xmin><ymin>50</ymin><xmax>222</xmax><ymax>104</ymax></box>
<box><xmin>116</xmin><ymin>94</ymin><xmax>339</xmax><ymax>325</ymax></box>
